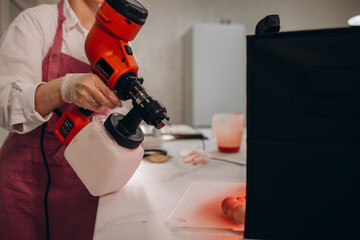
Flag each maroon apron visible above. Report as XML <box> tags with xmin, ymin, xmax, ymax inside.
<box><xmin>0</xmin><ymin>1</ymin><xmax>98</xmax><ymax>239</ymax></box>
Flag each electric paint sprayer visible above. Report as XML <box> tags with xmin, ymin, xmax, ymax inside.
<box><xmin>54</xmin><ymin>0</ymin><xmax>169</xmax><ymax>196</ymax></box>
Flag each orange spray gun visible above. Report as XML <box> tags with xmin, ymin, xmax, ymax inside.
<box><xmin>55</xmin><ymin>0</ymin><xmax>169</xmax><ymax>147</ymax></box>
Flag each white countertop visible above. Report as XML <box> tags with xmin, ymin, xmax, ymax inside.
<box><xmin>93</xmin><ymin>129</ymin><xmax>246</xmax><ymax>240</ymax></box>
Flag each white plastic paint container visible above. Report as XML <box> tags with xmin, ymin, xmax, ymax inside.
<box><xmin>65</xmin><ymin>116</ymin><xmax>144</xmax><ymax>196</ymax></box>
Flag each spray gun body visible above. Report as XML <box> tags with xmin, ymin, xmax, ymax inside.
<box><xmin>85</xmin><ymin>0</ymin><xmax>142</xmax><ymax>91</ymax></box>
<box><xmin>55</xmin><ymin>0</ymin><xmax>169</xmax><ymax>146</ymax></box>
<box><xmin>86</xmin><ymin>0</ymin><xmax>169</xmax><ymax>129</ymax></box>
<box><xmin>53</xmin><ymin>0</ymin><xmax>169</xmax><ymax>196</ymax></box>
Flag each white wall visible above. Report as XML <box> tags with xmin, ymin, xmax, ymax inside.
<box><xmin>0</xmin><ymin>0</ymin><xmax>359</xmax><ymax>141</ymax></box>
<box><xmin>132</xmin><ymin>0</ymin><xmax>360</xmax><ymax>124</ymax></box>
<box><xmin>0</xmin><ymin>0</ymin><xmax>58</xmax><ymax>36</ymax></box>
<box><xmin>0</xmin><ymin>1</ymin><xmax>8</xmax><ymax>35</ymax></box>
<box><xmin>35</xmin><ymin>0</ymin><xmax>58</xmax><ymax>5</ymax></box>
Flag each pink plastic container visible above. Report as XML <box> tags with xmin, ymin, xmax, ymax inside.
<box><xmin>212</xmin><ymin>113</ymin><xmax>244</xmax><ymax>153</ymax></box>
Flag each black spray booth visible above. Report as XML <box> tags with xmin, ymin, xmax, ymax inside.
<box><xmin>245</xmin><ymin>22</ymin><xmax>360</xmax><ymax>240</ymax></box>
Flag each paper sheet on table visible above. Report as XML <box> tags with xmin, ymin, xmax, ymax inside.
<box><xmin>141</xmin><ymin>124</ymin><xmax>206</xmax><ymax>140</ymax></box>
<box><xmin>167</xmin><ymin>181</ymin><xmax>246</xmax><ymax>232</ymax></box>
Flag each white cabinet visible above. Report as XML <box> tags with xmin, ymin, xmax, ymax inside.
<box><xmin>184</xmin><ymin>24</ymin><xmax>246</xmax><ymax>127</ymax></box>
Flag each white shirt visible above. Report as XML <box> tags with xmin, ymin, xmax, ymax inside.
<box><xmin>0</xmin><ymin>0</ymin><xmax>89</xmax><ymax>133</ymax></box>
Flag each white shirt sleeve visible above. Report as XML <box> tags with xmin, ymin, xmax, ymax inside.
<box><xmin>0</xmin><ymin>6</ymin><xmax>55</xmax><ymax>133</ymax></box>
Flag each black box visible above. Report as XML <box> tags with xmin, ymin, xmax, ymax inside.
<box><xmin>245</xmin><ymin>27</ymin><xmax>360</xmax><ymax>239</ymax></box>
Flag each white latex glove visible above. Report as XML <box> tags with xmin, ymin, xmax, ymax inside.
<box><xmin>180</xmin><ymin>149</ymin><xmax>211</xmax><ymax>165</ymax></box>
<box><xmin>60</xmin><ymin>73</ymin><xmax>121</xmax><ymax>112</ymax></box>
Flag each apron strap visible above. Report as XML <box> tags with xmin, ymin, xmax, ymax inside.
<box><xmin>46</xmin><ymin>0</ymin><xmax>66</xmax><ymax>81</ymax></box>
<box><xmin>52</xmin><ymin>0</ymin><xmax>65</xmax><ymax>54</ymax></box>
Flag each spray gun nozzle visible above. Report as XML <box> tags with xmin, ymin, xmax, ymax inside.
<box><xmin>157</xmin><ymin>122</ymin><xmax>165</xmax><ymax>129</ymax></box>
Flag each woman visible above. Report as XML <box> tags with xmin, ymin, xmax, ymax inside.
<box><xmin>0</xmin><ymin>0</ymin><xmax>121</xmax><ymax>239</ymax></box>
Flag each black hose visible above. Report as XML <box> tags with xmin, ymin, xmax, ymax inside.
<box><xmin>40</xmin><ymin>123</ymin><xmax>51</xmax><ymax>240</ymax></box>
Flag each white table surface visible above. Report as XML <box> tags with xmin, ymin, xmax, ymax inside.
<box><xmin>93</xmin><ymin>129</ymin><xmax>246</xmax><ymax>240</ymax></box>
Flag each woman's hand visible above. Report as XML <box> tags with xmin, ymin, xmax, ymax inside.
<box><xmin>60</xmin><ymin>73</ymin><xmax>121</xmax><ymax>112</ymax></box>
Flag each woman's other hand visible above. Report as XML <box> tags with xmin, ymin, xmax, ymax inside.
<box><xmin>60</xmin><ymin>73</ymin><xmax>121</xmax><ymax>112</ymax></box>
